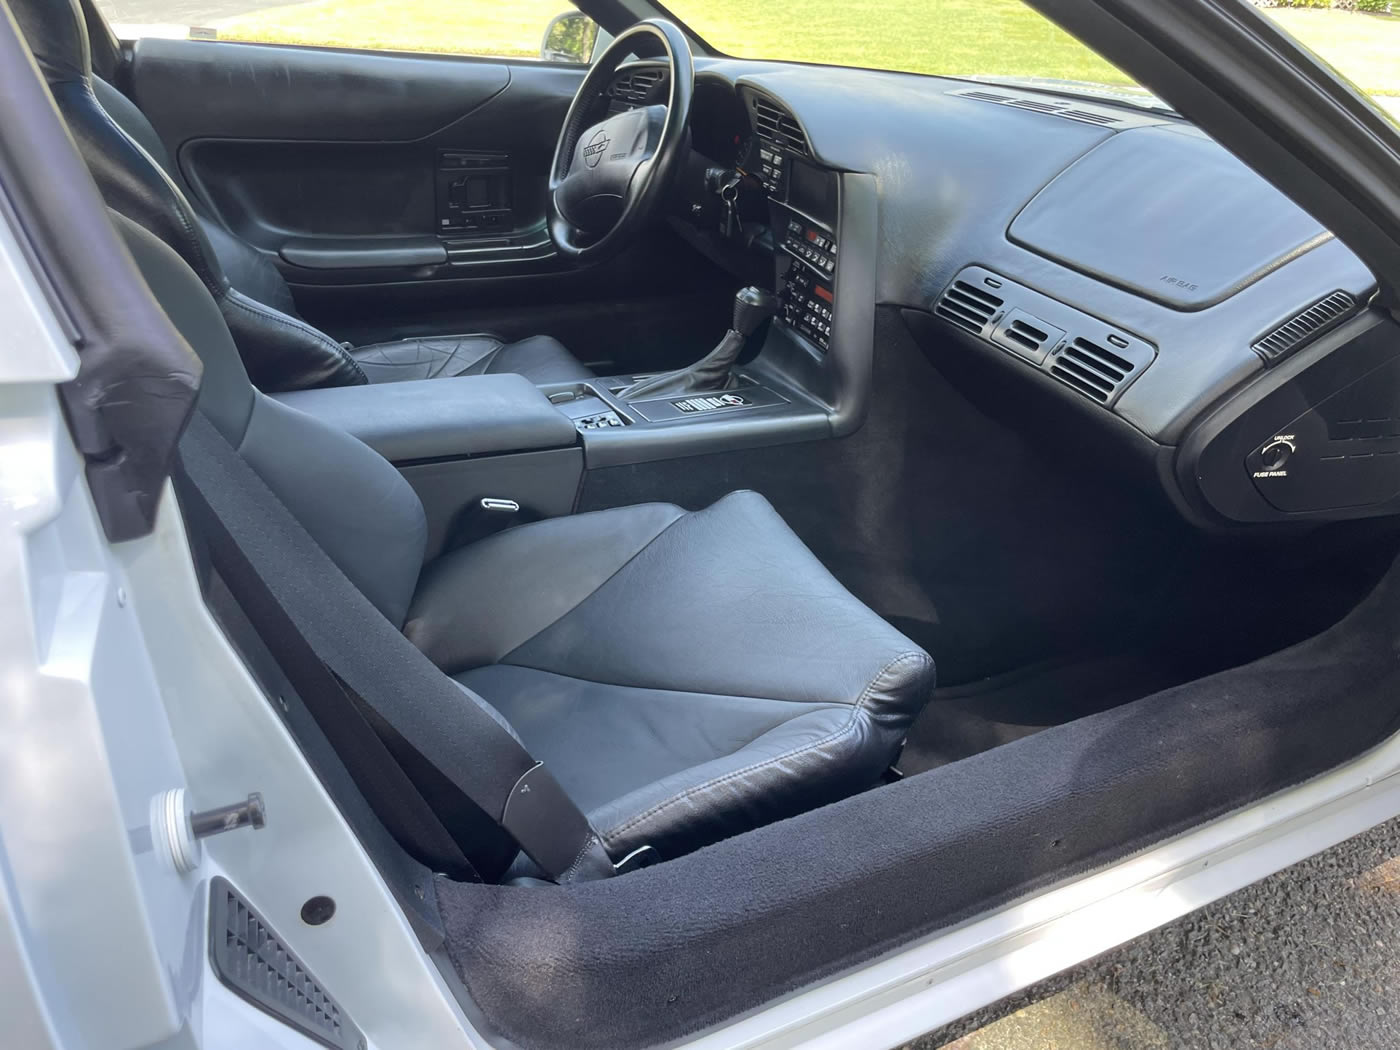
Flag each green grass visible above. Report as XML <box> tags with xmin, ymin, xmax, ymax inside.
<box><xmin>216</xmin><ymin>0</ymin><xmax>573</xmax><ymax>58</ymax></box>
<box><xmin>1268</xmin><ymin>8</ymin><xmax>1400</xmax><ymax>96</ymax></box>
<box><xmin>214</xmin><ymin>0</ymin><xmax>1400</xmax><ymax>98</ymax></box>
<box><xmin>664</xmin><ymin>0</ymin><xmax>1134</xmax><ymax>86</ymax></box>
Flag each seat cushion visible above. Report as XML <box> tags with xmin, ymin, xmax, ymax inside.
<box><xmin>351</xmin><ymin>333</ymin><xmax>594</xmax><ymax>385</ymax></box>
<box><xmin>405</xmin><ymin>491</ymin><xmax>935</xmax><ymax>859</ymax></box>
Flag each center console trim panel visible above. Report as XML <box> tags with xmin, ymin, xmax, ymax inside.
<box><xmin>272</xmin><ymin>372</ymin><xmax>578</xmax><ymax>463</ymax></box>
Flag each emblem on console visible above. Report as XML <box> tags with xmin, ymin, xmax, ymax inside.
<box><xmin>583</xmin><ymin>130</ymin><xmax>610</xmax><ymax>168</ymax></box>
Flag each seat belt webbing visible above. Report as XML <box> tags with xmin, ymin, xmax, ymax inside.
<box><xmin>175</xmin><ymin>411</ymin><xmax>612</xmax><ymax>883</ymax></box>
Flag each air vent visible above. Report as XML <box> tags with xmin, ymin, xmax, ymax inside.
<box><xmin>991</xmin><ymin>308</ymin><xmax>1065</xmax><ymax>364</ymax></box>
<box><xmin>209</xmin><ymin>878</ymin><xmax>360</xmax><ymax>1050</ymax></box>
<box><xmin>960</xmin><ymin>89</ymin><xmax>1013</xmax><ymax>103</ymax></box>
<box><xmin>936</xmin><ymin>266</ymin><xmax>1156</xmax><ymax>408</ymax></box>
<box><xmin>1060</xmin><ymin>108</ymin><xmax>1120</xmax><ymax>126</ymax></box>
<box><xmin>610</xmin><ymin>67</ymin><xmax>665</xmax><ymax>106</ymax></box>
<box><xmin>751</xmin><ymin>97</ymin><xmax>810</xmax><ymax>156</ymax></box>
<box><xmin>1005</xmin><ymin>318</ymin><xmax>1050</xmax><ymax>352</ymax></box>
<box><xmin>1252</xmin><ymin>290</ymin><xmax>1358</xmax><ymax>362</ymax></box>
<box><xmin>951</xmin><ymin>86</ymin><xmax>1144</xmax><ymax>128</ymax></box>
<box><xmin>1005</xmin><ymin>98</ymin><xmax>1062</xmax><ymax>114</ymax></box>
<box><xmin>1050</xmin><ymin>338</ymin><xmax>1139</xmax><ymax>404</ymax></box>
<box><xmin>935</xmin><ymin>279</ymin><xmax>1004</xmax><ymax>334</ymax></box>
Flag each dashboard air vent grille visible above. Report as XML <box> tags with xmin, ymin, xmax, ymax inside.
<box><xmin>961</xmin><ymin>89</ymin><xmax>1013</xmax><ymax>103</ymax></box>
<box><xmin>935</xmin><ymin>279</ymin><xmax>1004</xmax><ymax>334</ymax></box>
<box><xmin>1252</xmin><ymin>290</ymin><xmax>1358</xmax><ymax>362</ymax></box>
<box><xmin>1004</xmin><ymin>317</ymin><xmax>1051</xmax><ymax>354</ymax></box>
<box><xmin>936</xmin><ymin>266</ymin><xmax>1156</xmax><ymax>409</ymax></box>
<box><xmin>950</xmin><ymin>87</ymin><xmax>1140</xmax><ymax>128</ymax></box>
<box><xmin>1006</xmin><ymin>98</ymin><xmax>1061</xmax><ymax>114</ymax></box>
<box><xmin>1050</xmin><ymin>338</ymin><xmax>1137</xmax><ymax>403</ymax></box>
<box><xmin>752</xmin><ymin>97</ymin><xmax>810</xmax><ymax>156</ymax></box>
<box><xmin>611</xmin><ymin>67</ymin><xmax>664</xmax><ymax>106</ymax></box>
<box><xmin>1060</xmin><ymin>108</ymin><xmax>1120</xmax><ymax>125</ymax></box>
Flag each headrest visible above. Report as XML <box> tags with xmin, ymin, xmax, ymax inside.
<box><xmin>10</xmin><ymin>0</ymin><xmax>91</xmax><ymax>85</ymax></box>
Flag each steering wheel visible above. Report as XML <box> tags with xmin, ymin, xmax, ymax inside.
<box><xmin>546</xmin><ymin>19</ymin><xmax>694</xmax><ymax>262</ymax></box>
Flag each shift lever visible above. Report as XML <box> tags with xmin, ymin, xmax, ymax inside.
<box><xmin>619</xmin><ymin>287</ymin><xmax>779</xmax><ymax>401</ymax></box>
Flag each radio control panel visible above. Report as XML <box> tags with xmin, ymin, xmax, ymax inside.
<box><xmin>779</xmin><ymin>215</ymin><xmax>836</xmax><ymax>350</ymax></box>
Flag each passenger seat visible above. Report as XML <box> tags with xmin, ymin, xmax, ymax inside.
<box><xmin>118</xmin><ymin>211</ymin><xmax>936</xmax><ymax>880</ymax></box>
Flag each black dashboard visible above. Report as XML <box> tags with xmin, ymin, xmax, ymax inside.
<box><xmin>610</xmin><ymin>57</ymin><xmax>1397</xmax><ymax>530</ymax></box>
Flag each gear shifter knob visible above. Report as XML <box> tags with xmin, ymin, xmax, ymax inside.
<box><xmin>733</xmin><ymin>286</ymin><xmax>779</xmax><ymax>338</ymax></box>
<box><xmin>617</xmin><ymin>286</ymin><xmax>778</xmax><ymax>401</ymax></box>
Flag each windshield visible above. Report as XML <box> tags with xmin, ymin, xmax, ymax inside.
<box><xmin>662</xmin><ymin>0</ymin><xmax>1400</xmax><ymax>122</ymax></box>
<box><xmin>660</xmin><ymin>0</ymin><xmax>1141</xmax><ymax>89</ymax></box>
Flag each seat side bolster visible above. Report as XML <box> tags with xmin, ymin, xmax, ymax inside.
<box><xmin>589</xmin><ymin>702</ymin><xmax>898</xmax><ymax>859</ymax></box>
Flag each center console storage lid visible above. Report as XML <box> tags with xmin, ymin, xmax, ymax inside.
<box><xmin>274</xmin><ymin>373</ymin><xmax>578</xmax><ymax>462</ymax></box>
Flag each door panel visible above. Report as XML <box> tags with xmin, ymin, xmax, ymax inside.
<box><xmin>130</xmin><ymin>39</ymin><xmax>577</xmax><ymax>267</ymax></box>
<box><xmin>130</xmin><ymin>39</ymin><xmax>515</xmax><ymax>142</ymax></box>
<box><xmin>122</xmin><ymin>38</ymin><xmax>728</xmax><ymax>364</ymax></box>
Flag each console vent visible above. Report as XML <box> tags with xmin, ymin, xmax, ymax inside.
<box><xmin>751</xmin><ymin>96</ymin><xmax>810</xmax><ymax>156</ymax></box>
<box><xmin>1003</xmin><ymin>317</ymin><xmax>1051</xmax><ymax>354</ymax></box>
<box><xmin>209</xmin><ymin>878</ymin><xmax>360</xmax><ymax>1050</ymax></box>
<box><xmin>610</xmin><ymin>67</ymin><xmax>665</xmax><ymax>106</ymax></box>
<box><xmin>1050</xmin><ymin>338</ymin><xmax>1139</xmax><ymax>404</ymax></box>
<box><xmin>935</xmin><ymin>279</ymin><xmax>1004</xmax><ymax>334</ymax></box>
<box><xmin>934</xmin><ymin>266</ymin><xmax>1157</xmax><ymax>409</ymax></box>
<box><xmin>1252</xmin><ymin>290</ymin><xmax>1358</xmax><ymax>362</ymax></box>
<box><xmin>950</xmin><ymin>86</ymin><xmax>1160</xmax><ymax>128</ymax></box>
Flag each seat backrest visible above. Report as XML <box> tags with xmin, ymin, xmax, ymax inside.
<box><xmin>117</xmin><ymin>211</ymin><xmax>615</xmax><ymax>883</ymax></box>
<box><xmin>116</xmin><ymin>211</ymin><xmax>426</xmax><ymax>626</ymax></box>
<box><xmin>9</xmin><ymin>0</ymin><xmax>367</xmax><ymax>393</ymax></box>
<box><xmin>89</xmin><ymin>75</ymin><xmax>308</xmax><ymax>322</ymax></box>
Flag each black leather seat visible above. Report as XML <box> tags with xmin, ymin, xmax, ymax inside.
<box><xmin>14</xmin><ymin>0</ymin><xmax>594</xmax><ymax>394</ymax></box>
<box><xmin>119</xmin><ymin>212</ymin><xmax>936</xmax><ymax>868</ymax></box>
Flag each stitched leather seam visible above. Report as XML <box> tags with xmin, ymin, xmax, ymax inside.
<box><xmin>351</xmin><ymin>336</ymin><xmax>504</xmax><ymax>380</ymax></box>
<box><xmin>87</xmin><ymin>85</ymin><xmax>223</xmax><ymax>290</ymax></box>
<box><xmin>474</xmin><ymin>345</ymin><xmax>505</xmax><ymax>375</ymax></box>
<box><xmin>224</xmin><ymin>292</ymin><xmax>368</xmax><ymax>384</ymax></box>
<box><xmin>493</xmin><ymin>507</ymin><xmax>688</xmax><ymax>664</ymax></box>
<box><xmin>559</xmin><ymin>833</ymin><xmax>602</xmax><ymax>882</ymax></box>
<box><xmin>442</xmin><ymin>337</ymin><xmax>502</xmax><ymax>378</ymax></box>
<box><xmin>485</xmin><ymin>663</ymin><xmax>859</xmax><ymax>707</ymax></box>
<box><xmin>604</xmin><ymin>650</ymin><xmax>931</xmax><ymax>841</ymax></box>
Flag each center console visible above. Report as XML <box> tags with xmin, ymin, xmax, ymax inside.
<box><xmin>771</xmin><ymin>156</ymin><xmax>840</xmax><ymax>354</ymax></box>
<box><xmin>279</xmin><ymin>87</ymin><xmax>877</xmax><ymax>553</ymax></box>
<box><xmin>545</xmin><ymin>92</ymin><xmax>872</xmax><ymax>467</ymax></box>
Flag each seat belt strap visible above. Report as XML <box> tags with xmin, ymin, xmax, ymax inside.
<box><xmin>175</xmin><ymin>411</ymin><xmax>613</xmax><ymax>883</ymax></box>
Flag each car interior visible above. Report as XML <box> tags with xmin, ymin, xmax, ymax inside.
<box><xmin>11</xmin><ymin>0</ymin><xmax>1400</xmax><ymax>1044</ymax></box>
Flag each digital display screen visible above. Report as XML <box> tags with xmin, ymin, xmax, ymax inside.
<box><xmin>788</xmin><ymin>159</ymin><xmax>836</xmax><ymax>220</ymax></box>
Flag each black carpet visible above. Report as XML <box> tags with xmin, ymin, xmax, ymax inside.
<box><xmin>899</xmin><ymin>650</ymin><xmax>1184</xmax><ymax>773</ymax></box>
<box><xmin>437</xmin><ymin>538</ymin><xmax>1400</xmax><ymax>1050</ymax></box>
<box><xmin>436</xmin><ymin>310</ymin><xmax>1400</xmax><ymax>1050</ymax></box>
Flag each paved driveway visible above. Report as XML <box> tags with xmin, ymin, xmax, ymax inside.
<box><xmin>905</xmin><ymin>816</ymin><xmax>1400</xmax><ymax>1050</ymax></box>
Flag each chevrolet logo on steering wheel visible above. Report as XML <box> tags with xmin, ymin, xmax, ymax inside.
<box><xmin>583</xmin><ymin>130</ymin><xmax>611</xmax><ymax>168</ymax></box>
